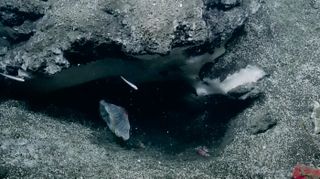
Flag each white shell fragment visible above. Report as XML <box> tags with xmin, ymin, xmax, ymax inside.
<box><xmin>311</xmin><ymin>101</ymin><xmax>320</xmax><ymax>134</ymax></box>
<box><xmin>99</xmin><ymin>100</ymin><xmax>130</xmax><ymax>140</ymax></box>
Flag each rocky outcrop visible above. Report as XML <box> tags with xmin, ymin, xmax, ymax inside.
<box><xmin>0</xmin><ymin>0</ymin><xmax>249</xmax><ymax>75</ymax></box>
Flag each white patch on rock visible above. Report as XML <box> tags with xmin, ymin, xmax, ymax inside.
<box><xmin>311</xmin><ymin>101</ymin><xmax>320</xmax><ymax>134</ymax></box>
<box><xmin>196</xmin><ymin>65</ymin><xmax>266</xmax><ymax>96</ymax></box>
<box><xmin>220</xmin><ymin>65</ymin><xmax>266</xmax><ymax>93</ymax></box>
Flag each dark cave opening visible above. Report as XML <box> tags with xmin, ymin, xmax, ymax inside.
<box><xmin>0</xmin><ymin>36</ymin><xmax>258</xmax><ymax>151</ymax></box>
<box><xmin>63</xmin><ymin>39</ymin><xmax>128</xmax><ymax>65</ymax></box>
<box><xmin>1</xmin><ymin>74</ymin><xmax>257</xmax><ymax>152</ymax></box>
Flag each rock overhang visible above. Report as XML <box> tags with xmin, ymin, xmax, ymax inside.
<box><xmin>0</xmin><ymin>0</ymin><xmax>250</xmax><ymax>77</ymax></box>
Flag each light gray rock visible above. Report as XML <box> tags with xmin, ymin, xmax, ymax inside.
<box><xmin>248</xmin><ymin>111</ymin><xmax>277</xmax><ymax>134</ymax></box>
<box><xmin>310</xmin><ymin>0</ymin><xmax>320</xmax><ymax>9</ymax></box>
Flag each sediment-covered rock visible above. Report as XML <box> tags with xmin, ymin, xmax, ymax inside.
<box><xmin>0</xmin><ymin>0</ymin><xmax>249</xmax><ymax>75</ymax></box>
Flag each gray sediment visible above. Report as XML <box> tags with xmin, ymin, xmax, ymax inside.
<box><xmin>1</xmin><ymin>0</ymin><xmax>320</xmax><ymax>178</ymax></box>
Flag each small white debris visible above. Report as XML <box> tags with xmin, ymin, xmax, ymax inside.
<box><xmin>0</xmin><ymin>73</ymin><xmax>25</xmax><ymax>82</ymax></box>
<box><xmin>311</xmin><ymin>101</ymin><xmax>320</xmax><ymax>134</ymax></box>
<box><xmin>262</xmin><ymin>145</ymin><xmax>266</xmax><ymax>149</ymax></box>
<box><xmin>195</xmin><ymin>87</ymin><xmax>209</xmax><ymax>96</ymax></box>
<box><xmin>120</xmin><ymin>76</ymin><xmax>138</xmax><ymax>90</ymax></box>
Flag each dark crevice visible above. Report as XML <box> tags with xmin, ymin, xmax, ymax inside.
<box><xmin>63</xmin><ymin>39</ymin><xmax>130</xmax><ymax>65</ymax></box>
<box><xmin>8</xmin><ymin>31</ymin><xmax>35</xmax><ymax>44</ymax></box>
<box><xmin>204</xmin><ymin>0</ymin><xmax>242</xmax><ymax>11</ymax></box>
<box><xmin>0</xmin><ymin>7</ymin><xmax>44</xmax><ymax>27</ymax></box>
<box><xmin>102</xmin><ymin>8</ymin><xmax>121</xmax><ymax>17</ymax></box>
<box><xmin>184</xmin><ymin>41</ymin><xmax>216</xmax><ymax>56</ymax></box>
<box><xmin>225</xmin><ymin>23</ymin><xmax>247</xmax><ymax>47</ymax></box>
<box><xmin>0</xmin><ymin>21</ymin><xmax>36</xmax><ymax>45</ymax></box>
<box><xmin>211</xmin><ymin>3</ymin><xmax>241</xmax><ymax>11</ymax></box>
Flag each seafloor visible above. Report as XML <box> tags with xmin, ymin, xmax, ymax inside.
<box><xmin>1</xmin><ymin>0</ymin><xmax>320</xmax><ymax>178</ymax></box>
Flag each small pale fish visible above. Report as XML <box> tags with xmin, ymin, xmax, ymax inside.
<box><xmin>120</xmin><ymin>76</ymin><xmax>138</xmax><ymax>90</ymax></box>
<box><xmin>99</xmin><ymin>100</ymin><xmax>130</xmax><ymax>140</ymax></box>
<box><xmin>0</xmin><ymin>72</ymin><xmax>25</xmax><ymax>82</ymax></box>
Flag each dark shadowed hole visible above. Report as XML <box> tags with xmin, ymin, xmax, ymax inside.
<box><xmin>8</xmin><ymin>31</ymin><xmax>35</xmax><ymax>44</ymax></box>
<box><xmin>0</xmin><ymin>22</ymin><xmax>35</xmax><ymax>45</ymax></box>
<box><xmin>204</xmin><ymin>1</ymin><xmax>241</xmax><ymax>11</ymax></box>
<box><xmin>0</xmin><ymin>165</ymin><xmax>9</xmax><ymax>179</ymax></box>
<box><xmin>0</xmin><ymin>7</ymin><xmax>44</xmax><ymax>27</ymax></box>
<box><xmin>225</xmin><ymin>24</ymin><xmax>246</xmax><ymax>47</ymax></box>
<box><xmin>2</xmin><ymin>75</ymin><xmax>256</xmax><ymax>153</ymax></box>
<box><xmin>63</xmin><ymin>39</ymin><xmax>128</xmax><ymax>65</ymax></box>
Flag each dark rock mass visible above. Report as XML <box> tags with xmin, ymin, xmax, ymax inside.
<box><xmin>0</xmin><ymin>0</ymin><xmax>248</xmax><ymax>75</ymax></box>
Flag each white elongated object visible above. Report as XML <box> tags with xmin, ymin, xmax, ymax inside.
<box><xmin>99</xmin><ymin>100</ymin><xmax>130</xmax><ymax>140</ymax></box>
<box><xmin>312</xmin><ymin>101</ymin><xmax>320</xmax><ymax>134</ymax></box>
<box><xmin>120</xmin><ymin>76</ymin><xmax>138</xmax><ymax>90</ymax></box>
<box><xmin>0</xmin><ymin>73</ymin><xmax>25</xmax><ymax>82</ymax></box>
